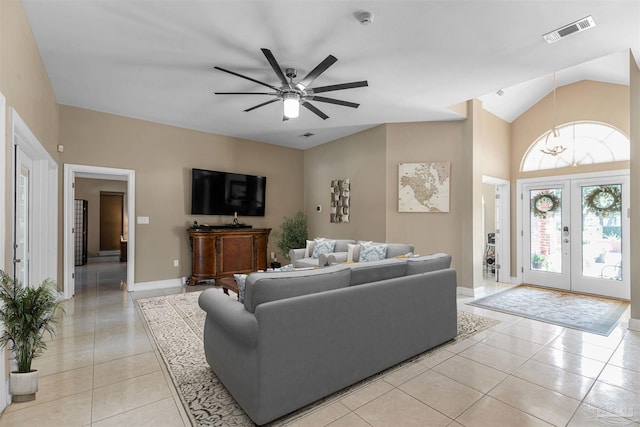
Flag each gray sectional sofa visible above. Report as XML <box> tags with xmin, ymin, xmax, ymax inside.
<box><xmin>289</xmin><ymin>239</ymin><xmax>415</xmax><ymax>268</ymax></box>
<box><xmin>198</xmin><ymin>253</ymin><xmax>456</xmax><ymax>425</ymax></box>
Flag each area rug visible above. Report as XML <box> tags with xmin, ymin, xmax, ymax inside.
<box><xmin>137</xmin><ymin>290</ymin><xmax>498</xmax><ymax>427</ymax></box>
<box><xmin>468</xmin><ymin>285</ymin><xmax>628</xmax><ymax>336</ymax></box>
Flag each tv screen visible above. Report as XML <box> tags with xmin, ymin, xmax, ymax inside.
<box><xmin>191</xmin><ymin>169</ymin><xmax>266</xmax><ymax>216</ymax></box>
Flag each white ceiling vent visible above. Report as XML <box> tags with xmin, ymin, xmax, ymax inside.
<box><xmin>542</xmin><ymin>16</ymin><xmax>596</xmax><ymax>44</ymax></box>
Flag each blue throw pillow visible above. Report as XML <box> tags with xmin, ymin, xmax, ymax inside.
<box><xmin>358</xmin><ymin>243</ymin><xmax>388</xmax><ymax>262</ymax></box>
<box><xmin>234</xmin><ymin>274</ymin><xmax>248</xmax><ymax>303</ymax></box>
<box><xmin>311</xmin><ymin>239</ymin><xmax>336</xmax><ymax>259</ymax></box>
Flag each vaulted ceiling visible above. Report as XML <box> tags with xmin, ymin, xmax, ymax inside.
<box><xmin>22</xmin><ymin>1</ymin><xmax>640</xmax><ymax>149</ymax></box>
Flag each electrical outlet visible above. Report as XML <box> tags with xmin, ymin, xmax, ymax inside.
<box><xmin>173</xmin><ymin>259</ymin><xmax>179</xmax><ymax>267</ymax></box>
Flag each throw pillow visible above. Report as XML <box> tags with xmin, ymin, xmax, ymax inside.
<box><xmin>347</xmin><ymin>243</ymin><xmax>361</xmax><ymax>262</ymax></box>
<box><xmin>311</xmin><ymin>238</ymin><xmax>336</xmax><ymax>258</ymax></box>
<box><xmin>304</xmin><ymin>239</ymin><xmax>316</xmax><ymax>258</ymax></box>
<box><xmin>234</xmin><ymin>274</ymin><xmax>248</xmax><ymax>303</ymax></box>
<box><xmin>358</xmin><ymin>242</ymin><xmax>388</xmax><ymax>262</ymax></box>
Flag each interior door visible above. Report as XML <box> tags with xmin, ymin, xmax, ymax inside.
<box><xmin>522</xmin><ymin>174</ymin><xmax>630</xmax><ymax>299</ymax></box>
<box><xmin>14</xmin><ymin>148</ymin><xmax>32</xmax><ymax>286</ymax></box>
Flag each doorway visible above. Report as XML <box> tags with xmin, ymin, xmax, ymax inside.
<box><xmin>99</xmin><ymin>192</ymin><xmax>124</xmax><ymax>254</ymax></box>
<box><xmin>64</xmin><ymin>164</ymin><xmax>135</xmax><ymax>299</ymax></box>
<box><xmin>520</xmin><ymin>171</ymin><xmax>630</xmax><ymax>299</ymax></box>
<box><xmin>482</xmin><ymin>176</ymin><xmax>511</xmax><ymax>285</ymax></box>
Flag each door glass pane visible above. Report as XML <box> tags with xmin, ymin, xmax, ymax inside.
<box><xmin>17</xmin><ymin>166</ymin><xmax>29</xmax><ymax>286</ymax></box>
<box><xmin>581</xmin><ymin>184</ymin><xmax>622</xmax><ymax>280</ymax></box>
<box><xmin>530</xmin><ymin>188</ymin><xmax>562</xmax><ymax>273</ymax></box>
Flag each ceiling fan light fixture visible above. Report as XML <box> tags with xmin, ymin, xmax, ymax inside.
<box><xmin>283</xmin><ymin>93</ymin><xmax>300</xmax><ymax>119</ymax></box>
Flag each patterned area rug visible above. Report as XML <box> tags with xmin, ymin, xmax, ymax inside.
<box><xmin>469</xmin><ymin>285</ymin><xmax>628</xmax><ymax>336</ymax></box>
<box><xmin>137</xmin><ymin>290</ymin><xmax>498</xmax><ymax>427</ymax></box>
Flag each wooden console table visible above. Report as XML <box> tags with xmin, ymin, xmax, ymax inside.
<box><xmin>188</xmin><ymin>228</ymin><xmax>271</xmax><ymax>285</ymax></box>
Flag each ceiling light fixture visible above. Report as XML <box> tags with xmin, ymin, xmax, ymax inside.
<box><xmin>541</xmin><ymin>72</ymin><xmax>566</xmax><ymax>157</ymax></box>
<box><xmin>283</xmin><ymin>92</ymin><xmax>300</xmax><ymax>119</ymax></box>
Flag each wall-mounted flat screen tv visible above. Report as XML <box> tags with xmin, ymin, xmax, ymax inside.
<box><xmin>191</xmin><ymin>168</ymin><xmax>266</xmax><ymax>216</ymax></box>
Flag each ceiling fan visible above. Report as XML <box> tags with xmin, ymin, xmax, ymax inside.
<box><xmin>214</xmin><ymin>48</ymin><xmax>368</xmax><ymax>120</ymax></box>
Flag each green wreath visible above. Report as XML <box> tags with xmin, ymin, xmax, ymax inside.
<box><xmin>584</xmin><ymin>185</ymin><xmax>621</xmax><ymax>217</ymax></box>
<box><xmin>531</xmin><ymin>191</ymin><xmax>560</xmax><ymax>219</ymax></box>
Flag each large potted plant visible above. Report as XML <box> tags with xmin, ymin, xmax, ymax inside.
<box><xmin>274</xmin><ymin>211</ymin><xmax>308</xmax><ymax>261</ymax></box>
<box><xmin>0</xmin><ymin>270</ymin><xmax>63</xmax><ymax>402</ymax></box>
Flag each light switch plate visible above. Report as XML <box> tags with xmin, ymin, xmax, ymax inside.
<box><xmin>137</xmin><ymin>216</ymin><xmax>150</xmax><ymax>224</ymax></box>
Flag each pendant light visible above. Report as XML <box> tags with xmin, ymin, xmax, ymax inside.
<box><xmin>540</xmin><ymin>72</ymin><xmax>567</xmax><ymax>156</ymax></box>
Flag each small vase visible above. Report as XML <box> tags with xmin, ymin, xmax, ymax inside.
<box><xmin>9</xmin><ymin>370</ymin><xmax>38</xmax><ymax>402</ymax></box>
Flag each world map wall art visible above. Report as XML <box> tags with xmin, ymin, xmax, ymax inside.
<box><xmin>398</xmin><ymin>162</ymin><xmax>450</xmax><ymax>213</ymax></box>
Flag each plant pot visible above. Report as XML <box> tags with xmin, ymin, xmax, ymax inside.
<box><xmin>9</xmin><ymin>370</ymin><xmax>38</xmax><ymax>402</ymax></box>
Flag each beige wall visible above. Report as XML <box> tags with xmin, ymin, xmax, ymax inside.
<box><xmin>59</xmin><ymin>106</ymin><xmax>304</xmax><ymax>284</ymax></box>
<box><xmin>385</xmin><ymin>121</ymin><xmax>465</xmax><ymax>281</ymax></box>
<box><xmin>304</xmin><ymin>125</ymin><xmax>387</xmax><ymax>242</ymax></box>
<box><xmin>75</xmin><ymin>178</ymin><xmax>128</xmax><ymax>258</ymax></box>
<box><xmin>1</xmin><ymin>0</ymin><xmax>59</xmax><ymax>273</ymax></box>
<box><xmin>480</xmin><ymin>108</ymin><xmax>511</xmax><ymax>180</ymax></box>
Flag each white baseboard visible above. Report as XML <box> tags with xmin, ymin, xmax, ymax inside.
<box><xmin>629</xmin><ymin>317</ymin><xmax>640</xmax><ymax>332</ymax></box>
<box><xmin>457</xmin><ymin>286</ymin><xmax>482</xmax><ymax>297</ymax></box>
<box><xmin>133</xmin><ymin>277</ymin><xmax>186</xmax><ymax>292</ymax></box>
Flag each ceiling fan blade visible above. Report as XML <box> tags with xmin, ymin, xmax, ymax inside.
<box><xmin>215</xmin><ymin>92</ymin><xmax>278</xmax><ymax>95</ymax></box>
<box><xmin>302</xmin><ymin>101</ymin><xmax>329</xmax><ymax>120</ymax></box>
<box><xmin>297</xmin><ymin>55</ymin><xmax>338</xmax><ymax>89</ymax></box>
<box><xmin>308</xmin><ymin>95</ymin><xmax>359</xmax><ymax>109</ymax></box>
<box><xmin>261</xmin><ymin>48</ymin><xmax>291</xmax><ymax>89</ymax></box>
<box><xmin>244</xmin><ymin>98</ymin><xmax>279</xmax><ymax>112</ymax></box>
<box><xmin>310</xmin><ymin>80</ymin><xmax>369</xmax><ymax>94</ymax></box>
<box><xmin>214</xmin><ymin>66</ymin><xmax>280</xmax><ymax>91</ymax></box>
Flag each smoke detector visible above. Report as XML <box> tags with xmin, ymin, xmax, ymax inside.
<box><xmin>356</xmin><ymin>11</ymin><xmax>374</xmax><ymax>25</ymax></box>
<box><xmin>542</xmin><ymin>16</ymin><xmax>596</xmax><ymax>44</ymax></box>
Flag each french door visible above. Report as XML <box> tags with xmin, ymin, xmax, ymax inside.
<box><xmin>522</xmin><ymin>174</ymin><xmax>630</xmax><ymax>300</ymax></box>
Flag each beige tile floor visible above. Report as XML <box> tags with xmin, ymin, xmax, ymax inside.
<box><xmin>0</xmin><ymin>263</ymin><xmax>638</xmax><ymax>426</ymax></box>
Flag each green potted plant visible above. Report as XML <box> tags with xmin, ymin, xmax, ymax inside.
<box><xmin>0</xmin><ymin>270</ymin><xmax>63</xmax><ymax>402</ymax></box>
<box><xmin>273</xmin><ymin>211</ymin><xmax>308</xmax><ymax>261</ymax></box>
<box><xmin>531</xmin><ymin>253</ymin><xmax>546</xmax><ymax>269</ymax></box>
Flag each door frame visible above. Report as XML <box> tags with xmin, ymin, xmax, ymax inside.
<box><xmin>517</xmin><ymin>169</ymin><xmax>630</xmax><ymax>289</ymax></box>
<box><xmin>482</xmin><ymin>176</ymin><xmax>511</xmax><ymax>284</ymax></box>
<box><xmin>63</xmin><ymin>164</ymin><xmax>136</xmax><ymax>299</ymax></box>
<box><xmin>0</xmin><ymin>92</ymin><xmax>7</xmax><ymax>412</ymax></box>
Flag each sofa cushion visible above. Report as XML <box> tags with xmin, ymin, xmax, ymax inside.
<box><xmin>349</xmin><ymin>258</ymin><xmax>407</xmax><ymax>286</ymax></box>
<box><xmin>312</xmin><ymin>238</ymin><xmax>336</xmax><ymax>258</ymax></box>
<box><xmin>406</xmin><ymin>253</ymin><xmax>452</xmax><ymax>275</ymax></box>
<box><xmin>243</xmin><ymin>265</ymin><xmax>352</xmax><ymax>313</ymax></box>
<box><xmin>334</xmin><ymin>239</ymin><xmax>356</xmax><ymax>252</ymax></box>
<box><xmin>358</xmin><ymin>242</ymin><xmax>388</xmax><ymax>262</ymax></box>
<box><xmin>386</xmin><ymin>243</ymin><xmax>415</xmax><ymax>258</ymax></box>
<box><xmin>293</xmin><ymin>257</ymin><xmax>319</xmax><ymax>268</ymax></box>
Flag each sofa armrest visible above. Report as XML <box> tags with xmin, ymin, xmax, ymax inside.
<box><xmin>327</xmin><ymin>252</ymin><xmax>348</xmax><ymax>264</ymax></box>
<box><xmin>289</xmin><ymin>248</ymin><xmax>306</xmax><ymax>262</ymax></box>
<box><xmin>198</xmin><ymin>289</ymin><xmax>259</xmax><ymax>348</ymax></box>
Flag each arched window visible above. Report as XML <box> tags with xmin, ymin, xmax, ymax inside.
<box><xmin>520</xmin><ymin>121</ymin><xmax>629</xmax><ymax>172</ymax></box>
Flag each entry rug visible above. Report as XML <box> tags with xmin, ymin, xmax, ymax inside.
<box><xmin>468</xmin><ymin>285</ymin><xmax>628</xmax><ymax>336</ymax></box>
<box><xmin>137</xmin><ymin>290</ymin><xmax>498</xmax><ymax>427</ymax></box>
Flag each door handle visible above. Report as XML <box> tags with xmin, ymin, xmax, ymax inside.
<box><xmin>13</xmin><ymin>259</ymin><xmax>21</xmax><ymax>263</ymax></box>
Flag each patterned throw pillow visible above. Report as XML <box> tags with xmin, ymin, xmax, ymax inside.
<box><xmin>358</xmin><ymin>242</ymin><xmax>388</xmax><ymax>262</ymax></box>
<box><xmin>234</xmin><ymin>274</ymin><xmax>248</xmax><ymax>303</ymax></box>
<box><xmin>311</xmin><ymin>239</ymin><xmax>336</xmax><ymax>259</ymax></box>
